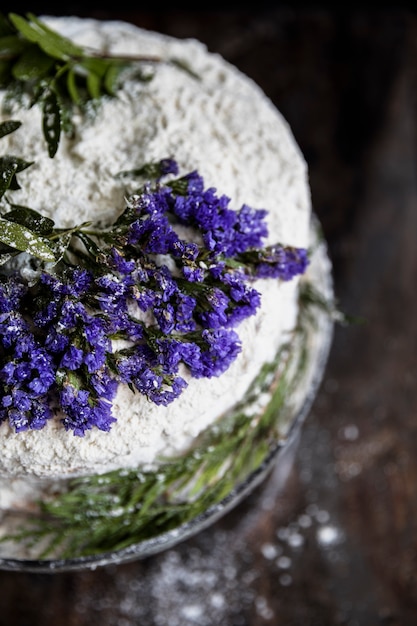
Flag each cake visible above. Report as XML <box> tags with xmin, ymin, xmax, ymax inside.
<box><xmin>0</xmin><ymin>14</ymin><xmax>333</xmax><ymax>564</ymax></box>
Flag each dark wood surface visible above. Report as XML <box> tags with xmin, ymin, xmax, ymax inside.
<box><xmin>0</xmin><ymin>7</ymin><xmax>416</xmax><ymax>625</ymax></box>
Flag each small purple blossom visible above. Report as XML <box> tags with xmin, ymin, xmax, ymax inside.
<box><xmin>159</xmin><ymin>157</ymin><xmax>179</xmax><ymax>177</ymax></box>
<box><xmin>128</xmin><ymin>213</ymin><xmax>180</xmax><ymax>253</ymax></box>
<box><xmin>196</xmin><ymin>287</ymin><xmax>230</xmax><ymax>329</ymax></box>
<box><xmin>60</xmin><ymin>345</ymin><xmax>84</xmax><ymax>370</ymax></box>
<box><xmin>254</xmin><ymin>245</ymin><xmax>309</xmax><ymax>280</ymax></box>
<box><xmin>60</xmin><ymin>383</ymin><xmax>116</xmax><ymax>436</ymax></box>
<box><xmin>173</xmin><ymin>293</ymin><xmax>197</xmax><ymax>332</ymax></box>
<box><xmin>0</xmin><ymin>279</ymin><xmax>26</xmax><ymax>313</ymax></box>
<box><xmin>1</xmin><ymin>392</ymin><xmax>53</xmax><ymax>432</ymax></box>
<box><xmin>183</xmin><ymin>266</ymin><xmax>205</xmax><ymax>282</ymax></box>
<box><xmin>180</xmin><ymin>329</ymin><xmax>242</xmax><ymax>378</ymax></box>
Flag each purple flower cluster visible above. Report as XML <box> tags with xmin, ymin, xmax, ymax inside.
<box><xmin>0</xmin><ymin>280</ymin><xmax>54</xmax><ymax>432</ymax></box>
<box><xmin>0</xmin><ymin>160</ymin><xmax>309</xmax><ymax>436</ymax></box>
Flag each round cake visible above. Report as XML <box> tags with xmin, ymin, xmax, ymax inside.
<box><xmin>0</xmin><ymin>14</ymin><xmax>333</xmax><ymax>565</ymax></box>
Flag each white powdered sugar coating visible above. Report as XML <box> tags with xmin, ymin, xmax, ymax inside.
<box><xmin>0</xmin><ymin>17</ymin><xmax>311</xmax><ymax>479</ymax></box>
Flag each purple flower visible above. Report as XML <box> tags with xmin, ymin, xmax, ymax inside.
<box><xmin>0</xmin><ymin>311</ymin><xmax>56</xmax><ymax>432</ymax></box>
<box><xmin>198</xmin><ymin>328</ymin><xmax>242</xmax><ymax>377</ymax></box>
<box><xmin>0</xmin><ymin>278</ymin><xmax>26</xmax><ymax>313</ymax></box>
<box><xmin>90</xmin><ymin>370</ymin><xmax>118</xmax><ymax>400</ymax></box>
<box><xmin>159</xmin><ymin>158</ymin><xmax>179</xmax><ymax>177</ymax></box>
<box><xmin>254</xmin><ymin>246</ymin><xmax>309</xmax><ymax>280</ymax></box>
<box><xmin>173</xmin><ymin>293</ymin><xmax>197</xmax><ymax>332</ymax></box>
<box><xmin>95</xmin><ymin>274</ymin><xmax>130</xmax><ymax>316</ymax></box>
<box><xmin>60</xmin><ymin>345</ymin><xmax>84</xmax><ymax>370</ymax></box>
<box><xmin>109</xmin><ymin>248</ymin><xmax>136</xmax><ymax>275</ymax></box>
<box><xmin>221</xmin><ymin>272</ymin><xmax>261</xmax><ymax>326</ymax></box>
<box><xmin>183</xmin><ymin>266</ymin><xmax>205</xmax><ymax>282</ymax></box>
<box><xmin>0</xmin><ymin>312</ymin><xmax>30</xmax><ymax>349</ymax></box>
<box><xmin>60</xmin><ymin>384</ymin><xmax>116</xmax><ymax>436</ymax></box>
<box><xmin>148</xmin><ymin>375</ymin><xmax>187</xmax><ymax>406</ymax></box>
<box><xmin>133</xmin><ymin>188</ymin><xmax>171</xmax><ymax>218</ymax></box>
<box><xmin>180</xmin><ymin>170</ymin><xmax>204</xmax><ymax>194</ymax></box>
<box><xmin>151</xmin><ymin>266</ymin><xmax>178</xmax><ymax>302</ymax></box>
<box><xmin>0</xmin><ymin>383</ymin><xmax>53</xmax><ymax>432</ymax></box>
<box><xmin>196</xmin><ymin>287</ymin><xmax>229</xmax><ymax>329</ymax></box>
<box><xmin>27</xmin><ymin>350</ymin><xmax>56</xmax><ymax>394</ymax></box>
<box><xmin>180</xmin><ymin>242</ymin><xmax>199</xmax><ymax>262</ymax></box>
<box><xmin>2</xmin><ymin>393</ymin><xmax>53</xmax><ymax>432</ymax></box>
<box><xmin>45</xmin><ymin>330</ymin><xmax>70</xmax><ymax>353</ymax></box>
<box><xmin>154</xmin><ymin>303</ymin><xmax>176</xmax><ymax>334</ymax></box>
<box><xmin>39</xmin><ymin>268</ymin><xmax>92</xmax><ymax>298</ymax></box>
<box><xmin>156</xmin><ymin>338</ymin><xmax>183</xmax><ymax>371</ymax></box>
<box><xmin>181</xmin><ymin>329</ymin><xmax>241</xmax><ymax>378</ymax></box>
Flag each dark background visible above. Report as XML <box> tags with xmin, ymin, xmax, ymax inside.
<box><xmin>0</xmin><ymin>5</ymin><xmax>416</xmax><ymax>625</ymax></box>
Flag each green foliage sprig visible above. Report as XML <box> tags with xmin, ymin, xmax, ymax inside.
<box><xmin>0</xmin><ymin>13</ymin><xmax>194</xmax><ymax>157</ymax></box>
<box><xmin>0</xmin><ymin>120</ymin><xmax>66</xmax><ymax>262</ymax></box>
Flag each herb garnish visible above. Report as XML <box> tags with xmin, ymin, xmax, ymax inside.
<box><xmin>0</xmin><ymin>13</ymin><xmax>191</xmax><ymax>157</ymax></box>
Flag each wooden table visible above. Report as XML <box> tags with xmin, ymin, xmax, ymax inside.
<box><xmin>0</xmin><ymin>6</ymin><xmax>416</xmax><ymax>625</ymax></box>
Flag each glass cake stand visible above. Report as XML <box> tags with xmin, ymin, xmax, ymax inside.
<box><xmin>0</xmin><ymin>215</ymin><xmax>334</xmax><ymax>573</ymax></box>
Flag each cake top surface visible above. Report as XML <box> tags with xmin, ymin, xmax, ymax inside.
<box><xmin>0</xmin><ymin>14</ymin><xmax>311</xmax><ymax>478</ymax></box>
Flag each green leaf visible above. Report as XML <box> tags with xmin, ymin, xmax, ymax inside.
<box><xmin>81</xmin><ymin>57</ymin><xmax>109</xmax><ymax>80</ymax></box>
<box><xmin>0</xmin><ymin>34</ymin><xmax>28</xmax><ymax>56</ymax></box>
<box><xmin>0</xmin><ymin>119</ymin><xmax>21</xmax><ymax>138</ymax></box>
<box><xmin>104</xmin><ymin>62</ymin><xmax>127</xmax><ymax>96</ymax></box>
<box><xmin>0</xmin><ymin>161</ymin><xmax>17</xmax><ymax>198</ymax></box>
<box><xmin>74</xmin><ymin>231</ymin><xmax>104</xmax><ymax>261</ymax></box>
<box><xmin>0</xmin><ymin>218</ymin><xmax>56</xmax><ymax>261</ymax></box>
<box><xmin>0</xmin><ymin>154</ymin><xmax>33</xmax><ymax>173</ymax></box>
<box><xmin>66</xmin><ymin>67</ymin><xmax>81</xmax><ymax>105</ymax></box>
<box><xmin>8</xmin><ymin>13</ymin><xmax>83</xmax><ymax>61</ymax></box>
<box><xmin>2</xmin><ymin>204</ymin><xmax>55</xmax><ymax>235</ymax></box>
<box><xmin>86</xmin><ymin>69</ymin><xmax>102</xmax><ymax>100</ymax></box>
<box><xmin>11</xmin><ymin>44</ymin><xmax>55</xmax><ymax>80</ymax></box>
<box><xmin>116</xmin><ymin>161</ymin><xmax>171</xmax><ymax>181</ymax></box>
<box><xmin>169</xmin><ymin>57</ymin><xmax>200</xmax><ymax>81</ymax></box>
<box><xmin>6</xmin><ymin>174</ymin><xmax>20</xmax><ymax>191</ymax></box>
<box><xmin>42</xmin><ymin>88</ymin><xmax>61</xmax><ymax>157</ymax></box>
<box><xmin>0</xmin><ymin>155</ymin><xmax>33</xmax><ymax>192</ymax></box>
<box><xmin>1</xmin><ymin>14</ymin><xmax>179</xmax><ymax>158</ymax></box>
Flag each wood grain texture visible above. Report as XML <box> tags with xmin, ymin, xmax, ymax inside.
<box><xmin>0</xmin><ymin>7</ymin><xmax>416</xmax><ymax>625</ymax></box>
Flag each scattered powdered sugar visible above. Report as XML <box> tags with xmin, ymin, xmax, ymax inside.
<box><xmin>73</xmin><ymin>531</ymin><xmax>260</xmax><ymax>625</ymax></box>
<box><xmin>0</xmin><ymin>17</ymin><xmax>311</xmax><ymax>481</ymax></box>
